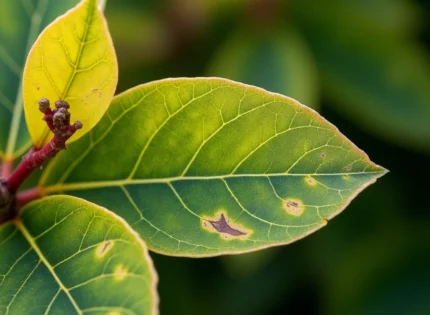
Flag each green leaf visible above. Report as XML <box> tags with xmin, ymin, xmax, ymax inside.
<box><xmin>0</xmin><ymin>0</ymin><xmax>81</xmax><ymax>161</ymax></box>
<box><xmin>207</xmin><ymin>27</ymin><xmax>319</xmax><ymax>109</ymax></box>
<box><xmin>39</xmin><ymin>78</ymin><xmax>387</xmax><ymax>257</ymax></box>
<box><xmin>294</xmin><ymin>0</ymin><xmax>430</xmax><ymax>151</ymax></box>
<box><xmin>23</xmin><ymin>0</ymin><xmax>118</xmax><ymax>149</ymax></box>
<box><xmin>0</xmin><ymin>195</ymin><xmax>158</xmax><ymax>315</ymax></box>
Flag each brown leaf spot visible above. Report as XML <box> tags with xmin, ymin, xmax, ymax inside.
<box><xmin>346</xmin><ymin>165</ymin><xmax>352</xmax><ymax>171</ymax></box>
<box><xmin>92</xmin><ymin>88</ymin><xmax>103</xmax><ymax>99</ymax></box>
<box><xmin>95</xmin><ymin>240</ymin><xmax>114</xmax><ymax>258</ymax></box>
<box><xmin>320</xmin><ymin>153</ymin><xmax>326</xmax><ymax>159</ymax></box>
<box><xmin>305</xmin><ymin>176</ymin><xmax>317</xmax><ymax>187</ymax></box>
<box><xmin>283</xmin><ymin>199</ymin><xmax>304</xmax><ymax>216</ymax></box>
<box><xmin>202</xmin><ymin>211</ymin><xmax>252</xmax><ymax>240</ymax></box>
<box><xmin>209</xmin><ymin>213</ymin><xmax>246</xmax><ymax>236</ymax></box>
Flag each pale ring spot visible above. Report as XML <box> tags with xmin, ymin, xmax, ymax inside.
<box><xmin>283</xmin><ymin>198</ymin><xmax>304</xmax><ymax>216</ymax></box>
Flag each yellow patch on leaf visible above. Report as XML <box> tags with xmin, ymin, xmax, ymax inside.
<box><xmin>23</xmin><ymin>0</ymin><xmax>118</xmax><ymax>148</ymax></box>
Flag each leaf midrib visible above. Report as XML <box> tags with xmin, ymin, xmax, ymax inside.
<box><xmin>38</xmin><ymin>0</ymin><xmax>96</xmax><ymax>147</ymax></box>
<box><xmin>61</xmin><ymin>0</ymin><xmax>95</xmax><ymax>100</ymax></box>
<box><xmin>41</xmin><ymin>170</ymin><xmax>385</xmax><ymax>194</ymax></box>
<box><xmin>14</xmin><ymin>219</ymin><xmax>82</xmax><ymax>315</ymax></box>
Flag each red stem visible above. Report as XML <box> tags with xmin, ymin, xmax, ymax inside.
<box><xmin>17</xmin><ymin>188</ymin><xmax>43</xmax><ymax>208</ymax></box>
<box><xmin>6</xmin><ymin>139</ymin><xmax>64</xmax><ymax>193</ymax></box>
<box><xmin>6</xmin><ymin>98</ymin><xmax>82</xmax><ymax>194</ymax></box>
<box><xmin>0</xmin><ymin>99</ymin><xmax>82</xmax><ymax>223</ymax></box>
<box><xmin>1</xmin><ymin>159</ymin><xmax>13</xmax><ymax>179</ymax></box>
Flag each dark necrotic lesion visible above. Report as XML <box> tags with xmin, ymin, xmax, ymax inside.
<box><xmin>208</xmin><ymin>213</ymin><xmax>247</xmax><ymax>236</ymax></box>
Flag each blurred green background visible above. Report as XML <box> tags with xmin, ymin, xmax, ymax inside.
<box><xmin>104</xmin><ymin>0</ymin><xmax>430</xmax><ymax>314</ymax></box>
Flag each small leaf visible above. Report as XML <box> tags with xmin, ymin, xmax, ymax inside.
<box><xmin>0</xmin><ymin>0</ymin><xmax>82</xmax><ymax>160</ymax></box>
<box><xmin>23</xmin><ymin>0</ymin><xmax>118</xmax><ymax>149</ymax></box>
<box><xmin>0</xmin><ymin>195</ymin><xmax>158</xmax><ymax>315</ymax></box>
<box><xmin>39</xmin><ymin>78</ymin><xmax>387</xmax><ymax>257</ymax></box>
<box><xmin>207</xmin><ymin>27</ymin><xmax>319</xmax><ymax>109</ymax></box>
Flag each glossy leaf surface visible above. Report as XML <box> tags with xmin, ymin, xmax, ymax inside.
<box><xmin>39</xmin><ymin>78</ymin><xmax>386</xmax><ymax>257</ymax></box>
<box><xmin>0</xmin><ymin>195</ymin><xmax>158</xmax><ymax>315</ymax></box>
<box><xmin>23</xmin><ymin>0</ymin><xmax>118</xmax><ymax>148</ymax></box>
<box><xmin>0</xmin><ymin>0</ymin><xmax>80</xmax><ymax>160</ymax></box>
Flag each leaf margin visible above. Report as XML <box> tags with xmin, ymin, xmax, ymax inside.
<box><xmin>0</xmin><ymin>194</ymin><xmax>159</xmax><ymax>314</ymax></box>
<box><xmin>22</xmin><ymin>0</ymin><xmax>118</xmax><ymax>149</ymax></box>
<box><xmin>37</xmin><ymin>77</ymin><xmax>388</xmax><ymax>257</ymax></box>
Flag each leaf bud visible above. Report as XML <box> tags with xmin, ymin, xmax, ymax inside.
<box><xmin>38</xmin><ymin>98</ymin><xmax>50</xmax><ymax>113</ymax></box>
<box><xmin>53</xmin><ymin>112</ymin><xmax>66</xmax><ymax>128</ymax></box>
<box><xmin>55</xmin><ymin>100</ymin><xmax>70</xmax><ymax>110</ymax></box>
<box><xmin>74</xmin><ymin>121</ymin><xmax>83</xmax><ymax>130</ymax></box>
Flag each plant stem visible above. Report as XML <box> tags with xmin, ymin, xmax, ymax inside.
<box><xmin>7</xmin><ymin>139</ymin><xmax>65</xmax><ymax>193</ymax></box>
<box><xmin>1</xmin><ymin>159</ymin><xmax>13</xmax><ymax>179</ymax></box>
<box><xmin>17</xmin><ymin>188</ymin><xmax>43</xmax><ymax>208</ymax></box>
<box><xmin>0</xmin><ymin>179</ymin><xmax>15</xmax><ymax>222</ymax></box>
<box><xmin>0</xmin><ymin>98</ymin><xmax>83</xmax><ymax>221</ymax></box>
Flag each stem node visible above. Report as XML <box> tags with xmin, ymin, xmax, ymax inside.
<box><xmin>6</xmin><ymin>98</ymin><xmax>83</xmax><ymax>200</ymax></box>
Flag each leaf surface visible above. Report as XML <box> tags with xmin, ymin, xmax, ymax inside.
<box><xmin>0</xmin><ymin>0</ymin><xmax>81</xmax><ymax>160</ymax></box>
<box><xmin>39</xmin><ymin>78</ymin><xmax>386</xmax><ymax>257</ymax></box>
<box><xmin>23</xmin><ymin>0</ymin><xmax>118</xmax><ymax>149</ymax></box>
<box><xmin>0</xmin><ymin>195</ymin><xmax>158</xmax><ymax>315</ymax></box>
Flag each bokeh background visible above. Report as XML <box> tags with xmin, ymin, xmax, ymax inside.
<box><xmin>103</xmin><ymin>1</ymin><xmax>430</xmax><ymax>314</ymax></box>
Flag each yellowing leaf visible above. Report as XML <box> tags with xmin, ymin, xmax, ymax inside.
<box><xmin>39</xmin><ymin>78</ymin><xmax>387</xmax><ymax>257</ymax></box>
<box><xmin>23</xmin><ymin>0</ymin><xmax>118</xmax><ymax>149</ymax></box>
<box><xmin>0</xmin><ymin>0</ymin><xmax>82</xmax><ymax>160</ymax></box>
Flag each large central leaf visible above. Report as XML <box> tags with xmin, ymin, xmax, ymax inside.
<box><xmin>39</xmin><ymin>78</ymin><xmax>387</xmax><ymax>257</ymax></box>
<box><xmin>0</xmin><ymin>195</ymin><xmax>158</xmax><ymax>315</ymax></box>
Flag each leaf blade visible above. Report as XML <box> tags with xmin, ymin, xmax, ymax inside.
<box><xmin>0</xmin><ymin>0</ymin><xmax>83</xmax><ymax>160</ymax></box>
<box><xmin>0</xmin><ymin>195</ymin><xmax>158</xmax><ymax>315</ymax></box>
<box><xmin>23</xmin><ymin>0</ymin><xmax>118</xmax><ymax>149</ymax></box>
<box><xmin>40</xmin><ymin>78</ymin><xmax>386</xmax><ymax>257</ymax></box>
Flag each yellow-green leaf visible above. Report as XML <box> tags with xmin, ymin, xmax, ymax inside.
<box><xmin>0</xmin><ymin>0</ymin><xmax>83</xmax><ymax>160</ymax></box>
<box><xmin>39</xmin><ymin>78</ymin><xmax>387</xmax><ymax>257</ymax></box>
<box><xmin>0</xmin><ymin>195</ymin><xmax>158</xmax><ymax>315</ymax></box>
<box><xmin>23</xmin><ymin>0</ymin><xmax>118</xmax><ymax>149</ymax></box>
